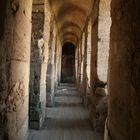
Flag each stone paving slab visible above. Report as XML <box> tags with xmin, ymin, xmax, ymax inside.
<box><xmin>28</xmin><ymin>85</ymin><xmax>103</xmax><ymax>140</ymax></box>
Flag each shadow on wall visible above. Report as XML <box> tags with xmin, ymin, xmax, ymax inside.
<box><xmin>0</xmin><ymin>0</ymin><xmax>7</xmax><ymax>39</ymax></box>
<box><xmin>61</xmin><ymin>42</ymin><xmax>75</xmax><ymax>83</ymax></box>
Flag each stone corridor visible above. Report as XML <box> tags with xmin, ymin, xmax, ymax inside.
<box><xmin>1</xmin><ymin>0</ymin><xmax>140</xmax><ymax>140</ymax></box>
<box><xmin>28</xmin><ymin>84</ymin><xmax>102</xmax><ymax>140</ymax></box>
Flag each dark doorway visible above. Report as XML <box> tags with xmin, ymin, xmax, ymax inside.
<box><xmin>61</xmin><ymin>42</ymin><xmax>75</xmax><ymax>83</ymax></box>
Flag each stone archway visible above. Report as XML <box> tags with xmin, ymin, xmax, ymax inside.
<box><xmin>61</xmin><ymin>42</ymin><xmax>75</xmax><ymax>83</ymax></box>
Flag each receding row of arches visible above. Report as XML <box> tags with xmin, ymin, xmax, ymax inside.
<box><xmin>0</xmin><ymin>0</ymin><xmax>140</xmax><ymax>140</ymax></box>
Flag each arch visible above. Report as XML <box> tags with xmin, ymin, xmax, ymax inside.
<box><xmin>60</xmin><ymin>21</ymin><xmax>82</xmax><ymax>34</ymax></box>
<box><xmin>61</xmin><ymin>42</ymin><xmax>76</xmax><ymax>83</ymax></box>
<box><xmin>56</xmin><ymin>3</ymin><xmax>86</xmax><ymax>21</ymax></box>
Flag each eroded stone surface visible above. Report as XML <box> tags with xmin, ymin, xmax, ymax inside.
<box><xmin>1</xmin><ymin>0</ymin><xmax>140</xmax><ymax>140</ymax></box>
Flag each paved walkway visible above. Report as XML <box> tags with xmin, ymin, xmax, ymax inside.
<box><xmin>28</xmin><ymin>84</ymin><xmax>103</xmax><ymax>140</ymax></box>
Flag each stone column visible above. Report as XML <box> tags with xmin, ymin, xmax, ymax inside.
<box><xmin>88</xmin><ymin>0</ymin><xmax>107</xmax><ymax>130</ymax></box>
<box><xmin>53</xmin><ymin>36</ymin><xmax>59</xmax><ymax>93</ymax></box>
<box><xmin>75</xmin><ymin>47</ymin><xmax>78</xmax><ymax>83</ymax></box>
<box><xmin>54</xmin><ymin>36</ymin><xmax>62</xmax><ymax>89</ymax></box>
<box><xmin>76</xmin><ymin>42</ymin><xmax>82</xmax><ymax>90</ymax></box>
<box><xmin>90</xmin><ymin>0</ymin><xmax>100</xmax><ymax>93</ymax></box>
<box><xmin>46</xmin><ymin>22</ymin><xmax>56</xmax><ymax>106</ymax></box>
<box><xmin>79</xmin><ymin>33</ymin><xmax>85</xmax><ymax>96</ymax></box>
<box><xmin>0</xmin><ymin>0</ymin><xmax>32</xmax><ymax>139</ymax></box>
<box><xmin>86</xmin><ymin>19</ymin><xmax>92</xmax><ymax>88</ymax></box>
<box><xmin>56</xmin><ymin>40</ymin><xmax>62</xmax><ymax>85</ymax></box>
<box><xmin>107</xmin><ymin>0</ymin><xmax>140</xmax><ymax>139</ymax></box>
<box><xmin>29</xmin><ymin>0</ymin><xmax>45</xmax><ymax>129</ymax></box>
<box><xmin>83</xmin><ymin>19</ymin><xmax>92</xmax><ymax>106</ymax></box>
<box><xmin>83</xmin><ymin>29</ymin><xmax>88</xmax><ymax>104</ymax></box>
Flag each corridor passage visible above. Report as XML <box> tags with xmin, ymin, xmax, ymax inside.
<box><xmin>28</xmin><ymin>84</ymin><xmax>102</xmax><ymax>140</ymax></box>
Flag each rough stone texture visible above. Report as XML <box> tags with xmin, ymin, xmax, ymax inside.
<box><xmin>43</xmin><ymin>0</ymin><xmax>52</xmax><ymax>66</ymax></box>
<box><xmin>85</xmin><ymin>1</ymin><xmax>110</xmax><ymax>135</ymax></box>
<box><xmin>86</xmin><ymin>19</ymin><xmax>92</xmax><ymax>88</ymax></box>
<box><xmin>29</xmin><ymin>0</ymin><xmax>46</xmax><ymax>129</ymax></box>
<box><xmin>54</xmin><ymin>38</ymin><xmax>62</xmax><ymax>87</ymax></box>
<box><xmin>88</xmin><ymin>0</ymin><xmax>102</xmax><ymax>133</ymax></box>
<box><xmin>0</xmin><ymin>0</ymin><xmax>7</xmax><ymax>40</ymax></box>
<box><xmin>82</xmin><ymin>29</ymin><xmax>88</xmax><ymax>101</ymax></box>
<box><xmin>78</xmin><ymin>33</ymin><xmax>86</xmax><ymax>97</ymax></box>
<box><xmin>97</xmin><ymin>0</ymin><xmax>111</xmax><ymax>82</ymax></box>
<box><xmin>75</xmin><ymin>47</ymin><xmax>78</xmax><ymax>82</ymax></box>
<box><xmin>0</xmin><ymin>0</ymin><xmax>32</xmax><ymax>139</ymax></box>
<box><xmin>46</xmin><ymin>21</ymin><xmax>57</xmax><ymax>107</ymax></box>
<box><xmin>90</xmin><ymin>0</ymin><xmax>100</xmax><ymax>93</ymax></box>
<box><xmin>88</xmin><ymin>87</ymin><xmax>107</xmax><ymax>131</ymax></box>
<box><xmin>107</xmin><ymin>0</ymin><xmax>140</xmax><ymax>139</ymax></box>
<box><xmin>2</xmin><ymin>0</ymin><xmax>140</xmax><ymax>140</ymax></box>
<box><xmin>95</xmin><ymin>96</ymin><xmax>108</xmax><ymax>132</ymax></box>
<box><xmin>76</xmin><ymin>41</ymin><xmax>82</xmax><ymax>93</ymax></box>
<box><xmin>76</xmin><ymin>20</ymin><xmax>92</xmax><ymax>107</ymax></box>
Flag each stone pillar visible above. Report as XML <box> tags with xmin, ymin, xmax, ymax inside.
<box><xmin>82</xmin><ymin>29</ymin><xmax>88</xmax><ymax>103</ymax></box>
<box><xmin>86</xmin><ymin>19</ymin><xmax>92</xmax><ymax>88</ymax></box>
<box><xmin>53</xmin><ymin>36</ymin><xmax>61</xmax><ymax>93</ymax></box>
<box><xmin>0</xmin><ymin>0</ymin><xmax>32</xmax><ymax>139</ymax></box>
<box><xmin>88</xmin><ymin>0</ymin><xmax>108</xmax><ymax>131</ymax></box>
<box><xmin>79</xmin><ymin>33</ymin><xmax>86</xmax><ymax>96</ymax></box>
<box><xmin>29</xmin><ymin>0</ymin><xmax>45</xmax><ymax>129</ymax></box>
<box><xmin>107</xmin><ymin>0</ymin><xmax>140</xmax><ymax>139</ymax></box>
<box><xmin>75</xmin><ymin>47</ymin><xmax>78</xmax><ymax>82</ymax></box>
<box><xmin>46</xmin><ymin>22</ymin><xmax>56</xmax><ymax>106</ymax></box>
<box><xmin>76</xmin><ymin>42</ymin><xmax>82</xmax><ymax>90</ymax></box>
<box><xmin>83</xmin><ymin>19</ymin><xmax>92</xmax><ymax>106</ymax></box>
<box><xmin>54</xmin><ymin>36</ymin><xmax>62</xmax><ymax>89</ymax></box>
<box><xmin>90</xmin><ymin>0</ymin><xmax>100</xmax><ymax>93</ymax></box>
<box><xmin>56</xmin><ymin>40</ymin><xmax>62</xmax><ymax>85</ymax></box>
<box><xmin>39</xmin><ymin>0</ymin><xmax>52</xmax><ymax>127</ymax></box>
<box><xmin>76</xmin><ymin>43</ymin><xmax>80</xmax><ymax>86</ymax></box>
<box><xmin>77</xmin><ymin>38</ymin><xmax>82</xmax><ymax>94</ymax></box>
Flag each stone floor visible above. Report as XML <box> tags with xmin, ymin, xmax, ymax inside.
<box><xmin>28</xmin><ymin>84</ymin><xmax>103</xmax><ymax>140</ymax></box>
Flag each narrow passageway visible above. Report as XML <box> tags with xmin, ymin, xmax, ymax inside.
<box><xmin>28</xmin><ymin>84</ymin><xmax>102</xmax><ymax>140</ymax></box>
<box><xmin>1</xmin><ymin>0</ymin><xmax>140</xmax><ymax>140</ymax></box>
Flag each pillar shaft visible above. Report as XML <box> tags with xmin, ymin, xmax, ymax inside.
<box><xmin>108</xmin><ymin>0</ymin><xmax>140</xmax><ymax>139</ymax></box>
<box><xmin>0</xmin><ymin>0</ymin><xmax>32</xmax><ymax>139</ymax></box>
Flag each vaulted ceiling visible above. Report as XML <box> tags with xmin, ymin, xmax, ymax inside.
<box><xmin>48</xmin><ymin>0</ymin><xmax>93</xmax><ymax>46</ymax></box>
